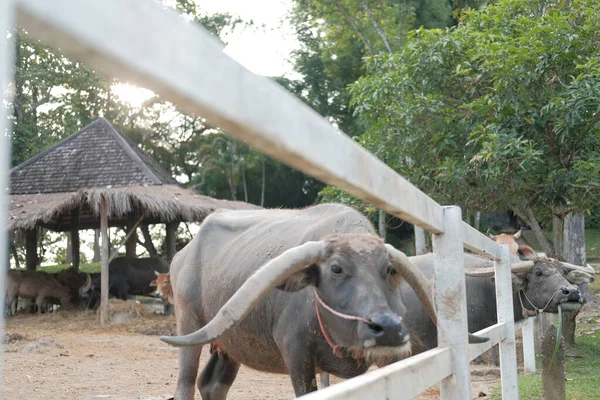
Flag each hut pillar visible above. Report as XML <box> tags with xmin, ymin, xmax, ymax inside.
<box><xmin>125</xmin><ymin>213</ymin><xmax>138</xmax><ymax>259</ymax></box>
<box><xmin>100</xmin><ymin>198</ymin><xmax>110</xmax><ymax>326</ymax></box>
<box><xmin>165</xmin><ymin>222</ymin><xmax>179</xmax><ymax>262</ymax></box>
<box><xmin>25</xmin><ymin>229</ymin><xmax>37</xmax><ymax>270</ymax></box>
<box><xmin>71</xmin><ymin>208</ymin><xmax>80</xmax><ymax>270</ymax></box>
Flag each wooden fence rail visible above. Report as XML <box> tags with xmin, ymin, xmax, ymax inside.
<box><xmin>1</xmin><ymin>0</ymin><xmax>534</xmax><ymax>398</ymax></box>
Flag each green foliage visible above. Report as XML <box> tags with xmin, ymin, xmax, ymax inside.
<box><xmin>38</xmin><ymin>263</ymin><xmax>101</xmax><ymax>274</ymax></box>
<box><xmin>349</xmin><ymin>0</ymin><xmax>600</xmax><ymax>218</ymax></box>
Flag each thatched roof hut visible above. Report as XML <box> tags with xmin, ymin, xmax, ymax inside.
<box><xmin>9</xmin><ymin>118</ymin><xmax>259</xmax><ymax>232</ymax></box>
<box><xmin>9</xmin><ymin>118</ymin><xmax>261</xmax><ymax>324</ymax></box>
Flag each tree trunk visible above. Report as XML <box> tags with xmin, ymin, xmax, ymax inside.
<box><xmin>25</xmin><ymin>229</ymin><xmax>37</xmax><ymax>271</ymax></box>
<box><xmin>140</xmin><ymin>226</ymin><xmax>158</xmax><ymax>257</ymax></box>
<box><xmin>553</xmin><ymin>214</ymin><xmax>564</xmax><ymax>259</ymax></box>
<box><xmin>93</xmin><ymin>229</ymin><xmax>101</xmax><ymax>263</ymax></box>
<box><xmin>242</xmin><ymin>164</ymin><xmax>248</xmax><ymax>202</ymax></box>
<box><xmin>562</xmin><ymin>212</ymin><xmax>587</xmax><ymax>347</ymax></box>
<box><xmin>260</xmin><ymin>158</ymin><xmax>266</xmax><ymax>207</ymax></box>
<box><xmin>378</xmin><ymin>209</ymin><xmax>386</xmax><ymax>239</ymax></box>
<box><xmin>474</xmin><ymin>211</ymin><xmax>481</xmax><ymax>231</ymax></box>
<box><xmin>414</xmin><ymin>226</ymin><xmax>426</xmax><ymax>255</ymax></box>
<box><xmin>360</xmin><ymin>1</ymin><xmax>393</xmax><ymax>53</ymax></box>
<box><xmin>513</xmin><ymin>206</ymin><xmax>554</xmax><ymax>255</ymax></box>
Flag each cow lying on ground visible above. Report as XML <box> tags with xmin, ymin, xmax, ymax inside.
<box><xmin>84</xmin><ymin>257</ymin><xmax>169</xmax><ymax>309</ymax></box>
<box><xmin>160</xmin><ymin>204</ymin><xmax>487</xmax><ymax>399</ymax></box>
<box><xmin>5</xmin><ymin>270</ymin><xmax>72</xmax><ymax>315</ymax></box>
<box><xmin>400</xmin><ymin>253</ymin><xmax>596</xmax><ymax>355</ymax></box>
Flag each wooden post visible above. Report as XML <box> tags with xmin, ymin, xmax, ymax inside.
<box><xmin>432</xmin><ymin>206</ymin><xmax>471</xmax><ymax>399</ymax></box>
<box><xmin>495</xmin><ymin>245</ymin><xmax>519</xmax><ymax>398</ymax></box>
<box><xmin>414</xmin><ymin>225</ymin><xmax>426</xmax><ymax>255</ymax></box>
<box><xmin>541</xmin><ymin>325</ymin><xmax>566</xmax><ymax>400</ymax></box>
<box><xmin>25</xmin><ymin>229</ymin><xmax>37</xmax><ymax>270</ymax></box>
<box><xmin>100</xmin><ymin>198</ymin><xmax>110</xmax><ymax>325</ymax></box>
<box><xmin>522</xmin><ymin>317</ymin><xmax>536</xmax><ymax>373</ymax></box>
<box><xmin>165</xmin><ymin>222</ymin><xmax>178</xmax><ymax>262</ymax></box>
<box><xmin>125</xmin><ymin>212</ymin><xmax>138</xmax><ymax>259</ymax></box>
<box><xmin>71</xmin><ymin>208</ymin><xmax>80</xmax><ymax>270</ymax></box>
<box><xmin>319</xmin><ymin>372</ymin><xmax>329</xmax><ymax>389</ymax></box>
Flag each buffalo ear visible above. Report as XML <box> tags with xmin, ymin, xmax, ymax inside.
<box><xmin>149</xmin><ymin>279</ymin><xmax>157</xmax><ymax>287</ymax></box>
<box><xmin>511</xmin><ymin>273</ymin><xmax>526</xmax><ymax>290</ymax></box>
<box><xmin>276</xmin><ymin>264</ymin><xmax>320</xmax><ymax>292</ymax></box>
<box><xmin>566</xmin><ymin>270</ymin><xmax>594</xmax><ymax>285</ymax></box>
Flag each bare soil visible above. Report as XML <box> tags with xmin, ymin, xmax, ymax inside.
<box><xmin>2</xmin><ymin>300</ymin><xmax>501</xmax><ymax>400</ymax></box>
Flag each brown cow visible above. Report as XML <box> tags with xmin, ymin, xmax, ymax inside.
<box><xmin>488</xmin><ymin>229</ymin><xmax>537</xmax><ymax>259</ymax></box>
<box><xmin>54</xmin><ymin>267</ymin><xmax>92</xmax><ymax>304</ymax></box>
<box><xmin>149</xmin><ymin>272</ymin><xmax>174</xmax><ymax>305</ymax></box>
<box><xmin>5</xmin><ymin>270</ymin><xmax>72</xmax><ymax>315</ymax></box>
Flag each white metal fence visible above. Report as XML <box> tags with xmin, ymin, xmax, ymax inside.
<box><xmin>1</xmin><ymin>0</ymin><xmax>538</xmax><ymax>398</ymax></box>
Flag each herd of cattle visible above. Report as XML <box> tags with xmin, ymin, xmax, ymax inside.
<box><xmin>5</xmin><ymin>256</ymin><xmax>173</xmax><ymax>316</ymax></box>
<box><xmin>4</xmin><ymin>203</ymin><xmax>598</xmax><ymax>399</ymax></box>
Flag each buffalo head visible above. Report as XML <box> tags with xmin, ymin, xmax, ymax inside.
<box><xmin>161</xmin><ymin>233</ymin><xmax>487</xmax><ymax>367</ymax></box>
<box><xmin>466</xmin><ymin>258</ymin><xmax>595</xmax><ymax>315</ymax></box>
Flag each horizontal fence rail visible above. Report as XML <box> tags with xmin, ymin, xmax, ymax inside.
<box><xmin>5</xmin><ymin>0</ymin><xmax>523</xmax><ymax>399</ymax></box>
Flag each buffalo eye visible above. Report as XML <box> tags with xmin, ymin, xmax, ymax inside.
<box><xmin>331</xmin><ymin>264</ymin><xmax>343</xmax><ymax>275</ymax></box>
<box><xmin>386</xmin><ymin>266</ymin><xmax>397</xmax><ymax>276</ymax></box>
<box><xmin>535</xmin><ymin>270</ymin><xmax>543</xmax><ymax>277</ymax></box>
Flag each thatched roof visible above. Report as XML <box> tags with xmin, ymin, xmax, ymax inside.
<box><xmin>9</xmin><ymin>118</ymin><xmax>261</xmax><ymax>232</ymax></box>
<box><xmin>9</xmin><ymin>185</ymin><xmax>261</xmax><ymax>232</ymax></box>
<box><xmin>10</xmin><ymin>118</ymin><xmax>177</xmax><ymax>194</ymax></box>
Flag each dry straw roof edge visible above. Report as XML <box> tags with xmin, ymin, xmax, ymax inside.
<box><xmin>9</xmin><ymin>185</ymin><xmax>262</xmax><ymax>232</ymax></box>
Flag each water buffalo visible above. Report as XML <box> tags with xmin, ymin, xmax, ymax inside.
<box><xmin>160</xmin><ymin>204</ymin><xmax>487</xmax><ymax>399</ymax></box>
<box><xmin>84</xmin><ymin>257</ymin><xmax>169</xmax><ymax>309</ymax></box>
<box><xmin>5</xmin><ymin>270</ymin><xmax>72</xmax><ymax>315</ymax></box>
<box><xmin>400</xmin><ymin>253</ymin><xmax>596</xmax><ymax>355</ymax></box>
<box><xmin>54</xmin><ymin>267</ymin><xmax>92</xmax><ymax>304</ymax></box>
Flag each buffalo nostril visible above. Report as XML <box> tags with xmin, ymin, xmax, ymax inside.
<box><xmin>562</xmin><ymin>289</ymin><xmax>570</xmax><ymax>295</ymax></box>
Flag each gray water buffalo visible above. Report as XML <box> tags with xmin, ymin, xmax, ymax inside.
<box><xmin>5</xmin><ymin>270</ymin><xmax>72</xmax><ymax>315</ymax></box>
<box><xmin>160</xmin><ymin>204</ymin><xmax>488</xmax><ymax>399</ymax></box>
<box><xmin>401</xmin><ymin>253</ymin><xmax>596</xmax><ymax>354</ymax></box>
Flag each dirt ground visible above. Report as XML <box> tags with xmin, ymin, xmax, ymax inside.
<box><xmin>2</xmin><ymin>300</ymin><xmax>502</xmax><ymax>400</ymax></box>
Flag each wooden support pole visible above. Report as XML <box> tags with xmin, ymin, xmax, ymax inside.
<box><xmin>100</xmin><ymin>198</ymin><xmax>109</xmax><ymax>325</ymax></box>
<box><xmin>165</xmin><ymin>221</ymin><xmax>178</xmax><ymax>262</ymax></box>
<box><xmin>495</xmin><ymin>245</ymin><xmax>519</xmax><ymax>398</ymax></box>
<box><xmin>125</xmin><ymin>212</ymin><xmax>138</xmax><ymax>259</ymax></box>
<box><xmin>70</xmin><ymin>207</ymin><xmax>80</xmax><ymax>270</ymax></box>
<box><xmin>432</xmin><ymin>206</ymin><xmax>471</xmax><ymax>399</ymax></box>
<box><xmin>522</xmin><ymin>317</ymin><xmax>536</xmax><ymax>373</ymax></box>
<box><xmin>25</xmin><ymin>229</ymin><xmax>37</xmax><ymax>270</ymax></box>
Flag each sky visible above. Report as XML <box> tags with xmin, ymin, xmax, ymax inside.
<box><xmin>196</xmin><ymin>0</ymin><xmax>298</xmax><ymax>77</ymax></box>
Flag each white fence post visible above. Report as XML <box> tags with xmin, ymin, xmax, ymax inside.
<box><xmin>432</xmin><ymin>206</ymin><xmax>471</xmax><ymax>399</ymax></box>
<box><xmin>495</xmin><ymin>245</ymin><xmax>519</xmax><ymax>398</ymax></box>
<box><xmin>522</xmin><ymin>317</ymin><xmax>536</xmax><ymax>373</ymax></box>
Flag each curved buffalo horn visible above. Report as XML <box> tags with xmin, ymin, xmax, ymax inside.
<box><xmin>560</xmin><ymin>261</ymin><xmax>597</xmax><ymax>275</ymax></box>
<box><xmin>386</xmin><ymin>245</ymin><xmax>488</xmax><ymax>344</ymax></box>
<box><xmin>513</xmin><ymin>229</ymin><xmax>522</xmax><ymax>239</ymax></box>
<box><xmin>79</xmin><ymin>273</ymin><xmax>92</xmax><ymax>295</ymax></box>
<box><xmin>464</xmin><ymin>260</ymin><xmax>535</xmax><ymax>277</ymax></box>
<box><xmin>160</xmin><ymin>241</ymin><xmax>326</xmax><ymax>347</ymax></box>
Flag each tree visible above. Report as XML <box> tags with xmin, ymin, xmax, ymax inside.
<box><xmin>348</xmin><ymin>0</ymin><xmax>600</xmax><ymax>259</ymax></box>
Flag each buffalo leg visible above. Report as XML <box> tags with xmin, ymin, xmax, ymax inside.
<box><xmin>198</xmin><ymin>352</ymin><xmax>240</xmax><ymax>400</ymax></box>
<box><xmin>175</xmin><ymin>313</ymin><xmax>204</xmax><ymax>400</ymax></box>
<box><xmin>283</xmin><ymin>343</ymin><xmax>318</xmax><ymax>396</ymax></box>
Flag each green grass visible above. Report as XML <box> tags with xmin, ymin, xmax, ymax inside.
<box><xmin>16</xmin><ymin>263</ymin><xmax>101</xmax><ymax>274</ymax></box>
